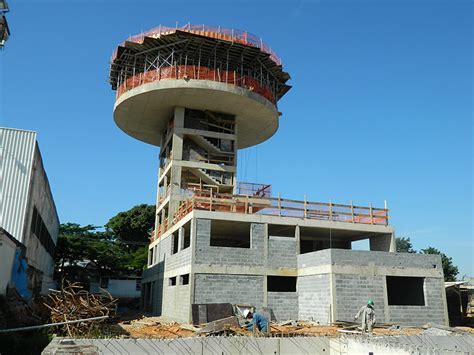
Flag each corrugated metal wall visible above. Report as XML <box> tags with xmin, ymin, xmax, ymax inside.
<box><xmin>0</xmin><ymin>128</ymin><xmax>36</xmax><ymax>242</ymax></box>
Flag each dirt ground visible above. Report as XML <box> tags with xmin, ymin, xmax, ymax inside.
<box><xmin>123</xmin><ymin>323</ymin><xmax>195</xmax><ymax>338</ymax></box>
<box><xmin>456</xmin><ymin>326</ymin><xmax>474</xmax><ymax>334</ymax></box>
<box><xmin>109</xmin><ymin>316</ymin><xmax>447</xmax><ymax>339</ymax></box>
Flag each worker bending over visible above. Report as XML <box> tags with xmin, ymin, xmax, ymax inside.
<box><xmin>354</xmin><ymin>299</ymin><xmax>376</xmax><ymax>333</ymax></box>
<box><xmin>243</xmin><ymin>310</ymin><xmax>269</xmax><ymax>334</ymax></box>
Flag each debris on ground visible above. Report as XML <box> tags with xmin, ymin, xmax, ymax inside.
<box><xmin>112</xmin><ymin>316</ymin><xmax>437</xmax><ymax>339</ymax></box>
<box><xmin>104</xmin><ymin>307</ymin><xmax>474</xmax><ymax>340</ymax></box>
<box><xmin>118</xmin><ymin>318</ymin><xmax>195</xmax><ymax>339</ymax></box>
<box><xmin>196</xmin><ymin>316</ymin><xmax>240</xmax><ymax>334</ymax></box>
<box><xmin>0</xmin><ymin>287</ymin><xmax>41</xmax><ymax>329</ymax></box>
<box><xmin>44</xmin><ymin>280</ymin><xmax>117</xmax><ymax>337</ymax></box>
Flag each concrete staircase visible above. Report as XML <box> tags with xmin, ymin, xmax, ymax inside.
<box><xmin>190</xmin><ymin>167</ymin><xmax>233</xmax><ymax>192</ymax></box>
<box><xmin>188</xmin><ymin>135</ymin><xmax>232</xmax><ymax>155</ymax></box>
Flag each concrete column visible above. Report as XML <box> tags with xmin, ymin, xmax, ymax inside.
<box><xmin>189</xmin><ymin>217</ymin><xmax>197</xmax><ymax>323</ymax></box>
<box><xmin>233</xmin><ymin>119</ymin><xmax>238</xmax><ymax>194</ymax></box>
<box><xmin>295</xmin><ymin>225</ymin><xmax>301</xmax><ymax>254</ymax></box>
<box><xmin>389</xmin><ymin>233</ymin><xmax>396</xmax><ymax>252</ymax></box>
<box><xmin>161</xmin><ymin>210</ymin><xmax>166</xmax><ymax>227</ymax></box>
<box><xmin>169</xmin><ymin>107</ymin><xmax>185</xmax><ymax>220</ymax></box>
<box><xmin>263</xmin><ymin>223</ymin><xmax>268</xmax><ymax>307</ymax></box>
<box><xmin>148</xmin><ymin>248</ymin><xmax>153</xmax><ymax>266</ymax></box>
<box><xmin>178</xmin><ymin>227</ymin><xmax>184</xmax><ymax>252</ymax></box>
<box><xmin>329</xmin><ymin>272</ymin><xmax>336</xmax><ymax>324</ymax></box>
<box><xmin>369</xmin><ymin>233</ymin><xmax>394</xmax><ymax>252</ymax></box>
<box><xmin>382</xmin><ymin>276</ymin><xmax>390</xmax><ymax>323</ymax></box>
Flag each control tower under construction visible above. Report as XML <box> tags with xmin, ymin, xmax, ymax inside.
<box><xmin>109</xmin><ymin>24</ymin><xmax>448</xmax><ymax>326</ymax></box>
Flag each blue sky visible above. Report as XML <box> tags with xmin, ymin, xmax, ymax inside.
<box><xmin>1</xmin><ymin>0</ymin><xmax>472</xmax><ymax>276</ymax></box>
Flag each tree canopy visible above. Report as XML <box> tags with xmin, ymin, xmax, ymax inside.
<box><xmin>395</xmin><ymin>237</ymin><xmax>416</xmax><ymax>253</ymax></box>
<box><xmin>55</xmin><ymin>223</ymin><xmax>126</xmax><ymax>282</ymax></box>
<box><xmin>55</xmin><ymin>204</ymin><xmax>155</xmax><ymax>282</ymax></box>
<box><xmin>420</xmin><ymin>247</ymin><xmax>459</xmax><ymax>282</ymax></box>
<box><xmin>105</xmin><ymin>204</ymin><xmax>155</xmax><ymax>245</ymax></box>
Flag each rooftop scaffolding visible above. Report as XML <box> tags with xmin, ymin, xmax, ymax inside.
<box><xmin>150</xmin><ymin>189</ymin><xmax>389</xmax><ymax>241</ymax></box>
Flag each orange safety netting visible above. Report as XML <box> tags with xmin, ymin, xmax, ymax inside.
<box><xmin>112</xmin><ymin>24</ymin><xmax>282</xmax><ymax>66</ymax></box>
<box><xmin>116</xmin><ymin>65</ymin><xmax>276</xmax><ymax>104</ymax></box>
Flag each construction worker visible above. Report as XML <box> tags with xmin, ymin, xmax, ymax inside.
<box><xmin>243</xmin><ymin>310</ymin><xmax>269</xmax><ymax>334</ymax></box>
<box><xmin>354</xmin><ymin>299</ymin><xmax>376</xmax><ymax>333</ymax></box>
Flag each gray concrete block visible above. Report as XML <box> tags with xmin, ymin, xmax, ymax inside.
<box><xmin>194</xmin><ymin>273</ymin><xmax>264</xmax><ymax>309</ymax></box>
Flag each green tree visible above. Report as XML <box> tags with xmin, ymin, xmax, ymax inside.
<box><xmin>55</xmin><ymin>223</ymin><xmax>127</xmax><ymax>281</ymax></box>
<box><xmin>123</xmin><ymin>246</ymin><xmax>148</xmax><ymax>270</ymax></box>
<box><xmin>395</xmin><ymin>237</ymin><xmax>416</xmax><ymax>253</ymax></box>
<box><xmin>105</xmin><ymin>204</ymin><xmax>155</xmax><ymax>246</ymax></box>
<box><xmin>420</xmin><ymin>247</ymin><xmax>459</xmax><ymax>281</ymax></box>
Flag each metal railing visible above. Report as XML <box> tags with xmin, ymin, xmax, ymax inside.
<box><xmin>112</xmin><ymin>24</ymin><xmax>282</xmax><ymax>66</ymax></box>
<box><xmin>236</xmin><ymin>182</ymin><xmax>272</xmax><ymax>198</ymax></box>
<box><xmin>172</xmin><ymin>190</ymin><xmax>389</xmax><ymax>228</ymax></box>
<box><xmin>116</xmin><ymin>65</ymin><xmax>276</xmax><ymax>104</ymax></box>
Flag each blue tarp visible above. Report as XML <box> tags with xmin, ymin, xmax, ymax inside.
<box><xmin>10</xmin><ymin>248</ymin><xmax>32</xmax><ymax>301</ymax></box>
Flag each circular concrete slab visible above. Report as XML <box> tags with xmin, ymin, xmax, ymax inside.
<box><xmin>113</xmin><ymin>79</ymin><xmax>279</xmax><ymax>148</ymax></box>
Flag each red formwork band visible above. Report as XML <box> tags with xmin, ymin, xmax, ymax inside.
<box><xmin>112</xmin><ymin>25</ymin><xmax>282</xmax><ymax>66</ymax></box>
<box><xmin>116</xmin><ymin>65</ymin><xmax>276</xmax><ymax>104</ymax></box>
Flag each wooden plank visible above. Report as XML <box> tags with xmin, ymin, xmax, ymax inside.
<box><xmin>196</xmin><ymin>316</ymin><xmax>240</xmax><ymax>334</ymax></box>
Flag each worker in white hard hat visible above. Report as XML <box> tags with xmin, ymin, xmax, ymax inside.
<box><xmin>354</xmin><ymin>299</ymin><xmax>376</xmax><ymax>333</ymax></box>
<box><xmin>243</xmin><ymin>309</ymin><xmax>269</xmax><ymax>334</ymax></box>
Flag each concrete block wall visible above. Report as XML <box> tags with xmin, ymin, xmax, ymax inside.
<box><xmin>143</xmin><ymin>234</ymin><xmax>171</xmax><ymax>315</ymax></box>
<box><xmin>161</xmin><ymin>229</ymin><xmax>193</xmax><ymax>321</ymax></box>
<box><xmin>330</xmin><ymin>249</ymin><xmax>442</xmax><ymax>269</ymax></box>
<box><xmin>193</xmin><ymin>274</ymin><xmax>264</xmax><ymax>309</ymax></box>
<box><xmin>153</xmin><ymin>235</ymin><xmax>173</xmax><ymax>265</ymax></box>
<box><xmin>388</xmin><ymin>277</ymin><xmax>447</xmax><ymax>326</ymax></box>
<box><xmin>143</xmin><ymin>216</ymin><xmax>446</xmax><ymax>327</ymax></box>
<box><xmin>166</xmin><ymin>245</ymin><xmax>192</xmax><ymax>271</ymax></box>
<box><xmin>268</xmin><ymin>236</ymin><xmax>297</xmax><ymax>268</ymax></box>
<box><xmin>142</xmin><ymin>263</ymin><xmax>165</xmax><ymax>315</ymax></box>
<box><xmin>297</xmin><ymin>249</ymin><xmax>332</xmax><ymax>268</ymax></box>
<box><xmin>194</xmin><ymin>219</ymin><xmax>265</xmax><ymax>267</ymax></box>
<box><xmin>268</xmin><ymin>292</ymin><xmax>298</xmax><ymax>321</ymax></box>
<box><xmin>162</xmin><ymin>283</ymin><xmax>191</xmax><ymax>322</ymax></box>
<box><xmin>334</xmin><ymin>274</ymin><xmax>386</xmax><ymax>323</ymax></box>
<box><xmin>297</xmin><ymin>274</ymin><xmax>331</xmax><ymax>324</ymax></box>
<box><xmin>152</xmin><ymin>280</ymin><xmax>164</xmax><ymax>315</ymax></box>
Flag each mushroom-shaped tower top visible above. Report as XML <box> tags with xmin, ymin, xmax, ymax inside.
<box><xmin>109</xmin><ymin>24</ymin><xmax>291</xmax><ymax>148</ymax></box>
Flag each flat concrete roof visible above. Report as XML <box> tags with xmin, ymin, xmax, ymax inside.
<box><xmin>113</xmin><ymin>80</ymin><xmax>279</xmax><ymax>148</ymax></box>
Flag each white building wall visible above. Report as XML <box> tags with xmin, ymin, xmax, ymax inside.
<box><xmin>23</xmin><ymin>145</ymin><xmax>60</xmax><ymax>293</ymax></box>
<box><xmin>0</xmin><ymin>128</ymin><xmax>36</xmax><ymax>242</ymax></box>
<box><xmin>91</xmin><ymin>279</ymin><xmax>141</xmax><ymax>298</ymax></box>
<box><xmin>0</xmin><ymin>231</ymin><xmax>17</xmax><ymax>295</ymax></box>
<box><xmin>107</xmin><ymin>279</ymin><xmax>141</xmax><ymax>298</ymax></box>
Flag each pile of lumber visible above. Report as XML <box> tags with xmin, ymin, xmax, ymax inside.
<box><xmin>44</xmin><ymin>280</ymin><xmax>117</xmax><ymax>337</ymax></box>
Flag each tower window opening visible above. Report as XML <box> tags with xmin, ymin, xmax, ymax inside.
<box><xmin>180</xmin><ymin>274</ymin><xmax>190</xmax><ymax>285</ymax></box>
<box><xmin>172</xmin><ymin>231</ymin><xmax>179</xmax><ymax>254</ymax></box>
<box><xmin>267</xmin><ymin>276</ymin><xmax>296</xmax><ymax>292</ymax></box>
<box><xmin>183</xmin><ymin>223</ymin><xmax>191</xmax><ymax>249</ymax></box>
<box><xmin>387</xmin><ymin>276</ymin><xmax>425</xmax><ymax>306</ymax></box>
<box><xmin>210</xmin><ymin>220</ymin><xmax>250</xmax><ymax>248</ymax></box>
<box><xmin>169</xmin><ymin>277</ymin><xmax>177</xmax><ymax>286</ymax></box>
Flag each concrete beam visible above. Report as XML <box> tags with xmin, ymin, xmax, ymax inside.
<box><xmin>192</xmin><ymin>210</ymin><xmax>394</xmax><ymax>234</ymax></box>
